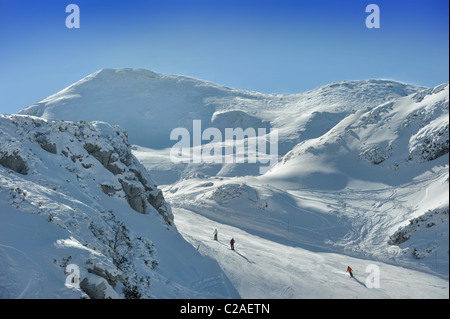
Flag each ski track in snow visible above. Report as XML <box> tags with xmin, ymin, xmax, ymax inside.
<box><xmin>0</xmin><ymin>243</ymin><xmax>44</xmax><ymax>298</ymax></box>
<box><xmin>173</xmin><ymin>208</ymin><xmax>448</xmax><ymax>299</ymax></box>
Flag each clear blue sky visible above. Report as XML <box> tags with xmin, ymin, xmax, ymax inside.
<box><xmin>0</xmin><ymin>0</ymin><xmax>448</xmax><ymax>114</ymax></box>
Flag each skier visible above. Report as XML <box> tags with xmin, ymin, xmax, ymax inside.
<box><xmin>213</xmin><ymin>228</ymin><xmax>218</xmax><ymax>241</ymax></box>
<box><xmin>230</xmin><ymin>238</ymin><xmax>235</xmax><ymax>250</ymax></box>
<box><xmin>346</xmin><ymin>266</ymin><xmax>353</xmax><ymax>278</ymax></box>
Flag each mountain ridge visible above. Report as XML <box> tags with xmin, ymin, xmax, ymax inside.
<box><xmin>19</xmin><ymin>68</ymin><xmax>424</xmax><ymax>151</ymax></box>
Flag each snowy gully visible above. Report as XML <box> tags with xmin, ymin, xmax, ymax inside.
<box><xmin>179</xmin><ymin>303</ymin><xmax>270</xmax><ymax>316</ymax></box>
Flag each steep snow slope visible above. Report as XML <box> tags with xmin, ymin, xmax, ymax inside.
<box><xmin>0</xmin><ymin>115</ymin><xmax>238</xmax><ymax>299</ymax></box>
<box><xmin>263</xmin><ymin>83</ymin><xmax>449</xmax><ymax>191</ymax></box>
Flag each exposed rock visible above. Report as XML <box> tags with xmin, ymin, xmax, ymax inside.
<box><xmin>80</xmin><ymin>274</ymin><xmax>120</xmax><ymax>299</ymax></box>
<box><xmin>148</xmin><ymin>189</ymin><xmax>164</xmax><ymax>212</ymax></box>
<box><xmin>409</xmin><ymin>122</ymin><xmax>449</xmax><ymax>162</ymax></box>
<box><xmin>87</xmin><ymin>264</ymin><xmax>122</xmax><ymax>287</ymax></box>
<box><xmin>0</xmin><ymin>151</ymin><xmax>28</xmax><ymax>175</ymax></box>
<box><xmin>83</xmin><ymin>137</ymin><xmax>173</xmax><ymax>223</ymax></box>
<box><xmin>84</xmin><ymin>142</ymin><xmax>113</xmax><ymax>168</ymax></box>
<box><xmin>119</xmin><ymin>178</ymin><xmax>147</xmax><ymax>214</ymax></box>
<box><xmin>100</xmin><ymin>183</ymin><xmax>121</xmax><ymax>196</ymax></box>
<box><xmin>0</xmin><ymin>115</ymin><xmax>173</xmax><ymax>224</ymax></box>
<box><xmin>35</xmin><ymin>132</ymin><xmax>57</xmax><ymax>154</ymax></box>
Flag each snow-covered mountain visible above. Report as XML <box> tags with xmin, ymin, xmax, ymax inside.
<box><xmin>2</xmin><ymin>68</ymin><xmax>449</xmax><ymax>298</ymax></box>
<box><xmin>163</xmin><ymin>82</ymin><xmax>448</xmax><ymax>298</ymax></box>
<box><xmin>0</xmin><ymin>114</ymin><xmax>238</xmax><ymax>299</ymax></box>
<box><xmin>19</xmin><ymin>68</ymin><xmax>425</xmax><ymax>184</ymax></box>
<box><xmin>18</xmin><ymin>69</ymin><xmax>422</xmax><ymax>155</ymax></box>
<box><xmin>266</xmin><ymin>83</ymin><xmax>449</xmax><ymax>187</ymax></box>
<box><xmin>19</xmin><ymin>68</ymin><xmax>264</xmax><ymax>149</ymax></box>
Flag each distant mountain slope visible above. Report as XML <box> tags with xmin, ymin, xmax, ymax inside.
<box><xmin>265</xmin><ymin>83</ymin><xmax>449</xmax><ymax>189</ymax></box>
<box><xmin>0</xmin><ymin>114</ymin><xmax>238</xmax><ymax>299</ymax></box>
<box><xmin>18</xmin><ymin>68</ymin><xmax>264</xmax><ymax>149</ymax></box>
<box><xmin>19</xmin><ymin>68</ymin><xmax>423</xmax><ymax>152</ymax></box>
<box><xmin>257</xmin><ymin>83</ymin><xmax>449</xmax><ymax>273</ymax></box>
<box><xmin>18</xmin><ymin>68</ymin><xmax>426</xmax><ymax>185</ymax></box>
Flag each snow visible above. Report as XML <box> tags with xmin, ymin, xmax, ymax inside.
<box><xmin>0</xmin><ymin>114</ymin><xmax>238</xmax><ymax>299</ymax></box>
<box><xmin>162</xmin><ymin>163</ymin><xmax>448</xmax><ymax>298</ymax></box>
<box><xmin>19</xmin><ymin>69</ymin><xmax>421</xmax><ymax>154</ymax></box>
<box><xmin>2</xmin><ymin>68</ymin><xmax>449</xmax><ymax>299</ymax></box>
<box><xmin>173</xmin><ymin>208</ymin><xmax>448</xmax><ymax>298</ymax></box>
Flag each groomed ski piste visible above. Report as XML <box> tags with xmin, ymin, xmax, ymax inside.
<box><xmin>164</xmin><ymin>176</ymin><xmax>448</xmax><ymax>299</ymax></box>
<box><xmin>174</xmin><ymin>207</ymin><xmax>448</xmax><ymax>299</ymax></box>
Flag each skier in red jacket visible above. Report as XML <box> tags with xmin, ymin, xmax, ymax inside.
<box><xmin>230</xmin><ymin>238</ymin><xmax>235</xmax><ymax>250</ymax></box>
<box><xmin>346</xmin><ymin>266</ymin><xmax>353</xmax><ymax>278</ymax></box>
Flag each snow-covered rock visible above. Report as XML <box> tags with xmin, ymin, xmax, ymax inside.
<box><xmin>0</xmin><ymin>115</ymin><xmax>173</xmax><ymax>224</ymax></box>
<box><xmin>0</xmin><ymin>114</ymin><xmax>238</xmax><ymax>299</ymax></box>
<box><xmin>388</xmin><ymin>207</ymin><xmax>449</xmax><ymax>259</ymax></box>
<box><xmin>80</xmin><ymin>274</ymin><xmax>120</xmax><ymax>299</ymax></box>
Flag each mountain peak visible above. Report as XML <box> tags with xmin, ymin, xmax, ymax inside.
<box><xmin>18</xmin><ymin>69</ymin><xmax>426</xmax><ymax>149</ymax></box>
<box><xmin>85</xmin><ymin>68</ymin><xmax>162</xmax><ymax>82</ymax></box>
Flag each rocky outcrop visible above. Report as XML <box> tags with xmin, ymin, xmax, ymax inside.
<box><xmin>0</xmin><ymin>150</ymin><xmax>28</xmax><ymax>175</ymax></box>
<box><xmin>82</xmin><ymin>130</ymin><xmax>173</xmax><ymax>225</ymax></box>
<box><xmin>0</xmin><ymin>115</ymin><xmax>173</xmax><ymax>225</ymax></box>
<box><xmin>80</xmin><ymin>274</ymin><xmax>120</xmax><ymax>299</ymax></box>
<box><xmin>119</xmin><ymin>178</ymin><xmax>147</xmax><ymax>214</ymax></box>
<box><xmin>35</xmin><ymin>132</ymin><xmax>57</xmax><ymax>154</ymax></box>
<box><xmin>83</xmin><ymin>142</ymin><xmax>127</xmax><ymax>175</ymax></box>
<box><xmin>87</xmin><ymin>263</ymin><xmax>122</xmax><ymax>287</ymax></box>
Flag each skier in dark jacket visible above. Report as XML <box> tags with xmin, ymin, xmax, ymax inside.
<box><xmin>213</xmin><ymin>229</ymin><xmax>218</xmax><ymax>241</ymax></box>
<box><xmin>230</xmin><ymin>238</ymin><xmax>235</xmax><ymax>250</ymax></box>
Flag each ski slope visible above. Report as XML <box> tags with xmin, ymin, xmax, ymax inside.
<box><xmin>173</xmin><ymin>207</ymin><xmax>448</xmax><ymax>299</ymax></box>
<box><xmin>161</xmin><ymin>162</ymin><xmax>448</xmax><ymax>299</ymax></box>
